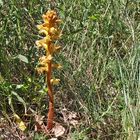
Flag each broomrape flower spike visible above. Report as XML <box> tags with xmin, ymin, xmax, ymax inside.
<box><xmin>36</xmin><ymin>10</ymin><xmax>62</xmax><ymax>130</ymax></box>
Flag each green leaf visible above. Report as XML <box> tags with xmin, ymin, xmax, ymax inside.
<box><xmin>8</xmin><ymin>95</ymin><xmax>12</xmax><ymax>109</ymax></box>
<box><xmin>17</xmin><ymin>54</ymin><xmax>28</xmax><ymax>63</ymax></box>
<box><xmin>11</xmin><ymin>91</ymin><xmax>27</xmax><ymax>113</ymax></box>
<box><xmin>16</xmin><ymin>84</ymin><xmax>24</xmax><ymax>89</ymax></box>
<box><xmin>0</xmin><ymin>0</ymin><xmax>3</xmax><ymax>6</ymax></box>
<box><xmin>8</xmin><ymin>95</ymin><xmax>14</xmax><ymax>112</ymax></box>
<box><xmin>88</xmin><ymin>14</ymin><xmax>100</xmax><ymax>21</ymax></box>
<box><xmin>0</xmin><ymin>73</ymin><xmax>4</xmax><ymax>83</ymax></box>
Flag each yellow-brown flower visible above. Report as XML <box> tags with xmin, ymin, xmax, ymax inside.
<box><xmin>36</xmin><ymin>10</ymin><xmax>62</xmax><ymax>131</ymax></box>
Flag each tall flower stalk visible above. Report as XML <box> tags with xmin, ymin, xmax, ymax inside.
<box><xmin>36</xmin><ymin>10</ymin><xmax>62</xmax><ymax>130</ymax></box>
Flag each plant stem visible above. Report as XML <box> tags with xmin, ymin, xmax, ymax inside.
<box><xmin>46</xmin><ymin>46</ymin><xmax>54</xmax><ymax>130</ymax></box>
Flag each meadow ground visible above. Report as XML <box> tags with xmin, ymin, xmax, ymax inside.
<box><xmin>0</xmin><ymin>0</ymin><xmax>140</xmax><ymax>139</ymax></box>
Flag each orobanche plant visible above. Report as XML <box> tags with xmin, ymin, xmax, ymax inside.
<box><xmin>36</xmin><ymin>10</ymin><xmax>62</xmax><ymax>130</ymax></box>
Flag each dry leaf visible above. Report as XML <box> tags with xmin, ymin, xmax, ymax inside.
<box><xmin>69</xmin><ymin>120</ymin><xmax>78</xmax><ymax>126</ymax></box>
<box><xmin>52</xmin><ymin>123</ymin><xmax>65</xmax><ymax>137</ymax></box>
<box><xmin>34</xmin><ymin>114</ymin><xmax>45</xmax><ymax>132</ymax></box>
<box><xmin>68</xmin><ymin>112</ymin><xmax>77</xmax><ymax>120</ymax></box>
<box><xmin>35</xmin><ymin>114</ymin><xmax>44</xmax><ymax>125</ymax></box>
<box><xmin>14</xmin><ymin>114</ymin><xmax>26</xmax><ymax>131</ymax></box>
<box><xmin>61</xmin><ymin>109</ymin><xmax>79</xmax><ymax>126</ymax></box>
<box><xmin>49</xmin><ymin>138</ymin><xmax>58</xmax><ymax>140</ymax></box>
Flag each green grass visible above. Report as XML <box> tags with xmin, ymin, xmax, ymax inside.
<box><xmin>0</xmin><ymin>0</ymin><xmax>140</xmax><ymax>139</ymax></box>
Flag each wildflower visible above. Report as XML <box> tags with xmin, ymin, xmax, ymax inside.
<box><xmin>51</xmin><ymin>78</ymin><xmax>60</xmax><ymax>85</ymax></box>
<box><xmin>36</xmin><ymin>10</ymin><xmax>62</xmax><ymax>130</ymax></box>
